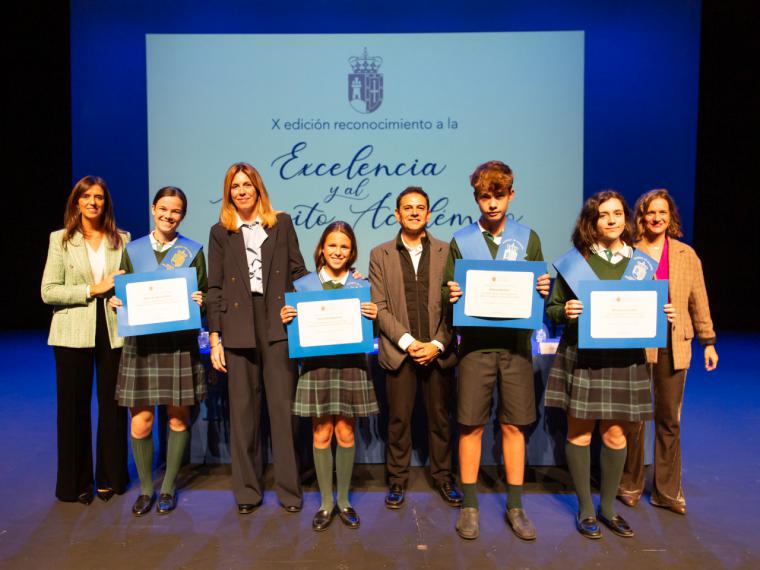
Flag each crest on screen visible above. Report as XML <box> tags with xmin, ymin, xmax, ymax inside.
<box><xmin>348</xmin><ymin>48</ymin><xmax>383</xmax><ymax>114</ymax></box>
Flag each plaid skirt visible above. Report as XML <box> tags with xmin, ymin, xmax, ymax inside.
<box><xmin>292</xmin><ymin>354</ymin><xmax>379</xmax><ymax>418</ymax></box>
<box><xmin>544</xmin><ymin>334</ymin><xmax>653</xmax><ymax>422</ymax></box>
<box><xmin>116</xmin><ymin>331</ymin><xmax>206</xmax><ymax>407</ymax></box>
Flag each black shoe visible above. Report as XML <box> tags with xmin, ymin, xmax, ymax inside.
<box><xmin>237</xmin><ymin>502</ymin><xmax>261</xmax><ymax>515</ymax></box>
<box><xmin>77</xmin><ymin>491</ymin><xmax>94</xmax><ymax>505</ymax></box>
<box><xmin>436</xmin><ymin>481</ymin><xmax>463</xmax><ymax>507</ymax></box>
<box><xmin>337</xmin><ymin>506</ymin><xmax>360</xmax><ymax>528</ymax></box>
<box><xmin>96</xmin><ymin>488</ymin><xmax>115</xmax><ymax>502</ymax></box>
<box><xmin>132</xmin><ymin>493</ymin><xmax>156</xmax><ymax>517</ymax></box>
<box><xmin>597</xmin><ymin>511</ymin><xmax>634</xmax><ymax>538</ymax></box>
<box><xmin>575</xmin><ymin>514</ymin><xmax>602</xmax><ymax>539</ymax></box>
<box><xmin>385</xmin><ymin>483</ymin><xmax>405</xmax><ymax>509</ymax></box>
<box><xmin>312</xmin><ymin>506</ymin><xmax>336</xmax><ymax>531</ymax></box>
<box><xmin>156</xmin><ymin>493</ymin><xmax>177</xmax><ymax>515</ymax></box>
<box><xmin>281</xmin><ymin>503</ymin><xmax>302</xmax><ymax>513</ymax></box>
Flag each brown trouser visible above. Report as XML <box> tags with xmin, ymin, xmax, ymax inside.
<box><xmin>619</xmin><ymin>345</ymin><xmax>687</xmax><ymax>506</ymax></box>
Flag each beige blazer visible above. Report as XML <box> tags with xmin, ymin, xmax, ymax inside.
<box><xmin>643</xmin><ymin>237</ymin><xmax>716</xmax><ymax>370</ymax></box>
<box><xmin>369</xmin><ymin>233</ymin><xmax>455</xmax><ymax>371</ymax></box>
<box><xmin>41</xmin><ymin>229</ymin><xmax>129</xmax><ymax>348</ymax></box>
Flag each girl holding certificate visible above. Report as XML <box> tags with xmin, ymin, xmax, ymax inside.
<box><xmin>544</xmin><ymin>190</ymin><xmax>675</xmax><ymax>539</ymax></box>
<box><xmin>41</xmin><ymin>176</ymin><xmax>130</xmax><ymax>504</ymax></box>
<box><xmin>280</xmin><ymin>221</ymin><xmax>379</xmax><ymax>532</ymax></box>
<box><xmin>617</xmin><ymin>189</ymin><xmax>717</xmax><ymax>514</ymax></box>
<box><xmin>111</xmin><ymin>187</ymin><xmax>206</xmax><ymax>516</ymax></box>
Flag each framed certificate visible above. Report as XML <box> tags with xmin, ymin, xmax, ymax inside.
<box><xmin>114</xmin><ymin>268</ymin><xmax>201</xmax><ymax>337</ymax></box>
<box><xmin>578</xmin><ymin>279</ymin><xmax>669</xmax><ymax>349</ymax></box>
<box><xmin>453</xmin><ymin>259</ymin><xmax>547</xmax><ymax>329</ymax></box>
<box><xmin>285</xmin><ymin>287</ymin><xmax>374</xmax><ymax>358</ymax></box>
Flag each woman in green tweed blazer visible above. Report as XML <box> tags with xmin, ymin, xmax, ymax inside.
<box><xmin>41</xmin><ymin>175</ymin><xmax>130</xmax><ymax>504</ymax></box>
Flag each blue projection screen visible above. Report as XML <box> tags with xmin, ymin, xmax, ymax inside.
<box><xmin>146</xmin><ymin>32</ymin><xmax>584</xmax><ymax>271</ymax></box>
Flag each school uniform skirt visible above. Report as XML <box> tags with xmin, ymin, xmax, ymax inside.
<box><xmin>544</xmin><ymin>332</ymin><xmax>653</xmax><ymax>422</ymax></box>
<box><xmin>292</xmin><ymin>354</ymin><xmax>379</xmax><ymax>418</ymax></box>
<box><xmin>116</xmin><ymin>331</ymin><xmax>206</xmax><ymax>407</ymax></box>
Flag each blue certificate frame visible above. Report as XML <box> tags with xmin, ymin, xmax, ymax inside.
<box><xmin>285</xmin><ymin>287</ymin><xmax>374</xmax><ymax>358</ymax></box>
<box><xmin>453</xmin><ymin>259</ymin><xmax>547</xmax><ymax>329</ymax></box>
<box><xmin>578</xmin><ymin>279</ymin><xmax>669</xmax><ymax>349</ymax></box>
<box><xmin>114</xmin><ymin>268</ymin><xmax>201</xmax><ymax>337</ymax></box>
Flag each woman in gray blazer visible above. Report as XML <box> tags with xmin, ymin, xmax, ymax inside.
<box><xmin>41</xmin><ymin>176</ymin><xmax>130</xmax><ymax>504</ymax></box>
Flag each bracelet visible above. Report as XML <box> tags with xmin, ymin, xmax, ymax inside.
<box><xmin>210</xmin><ymin>341</ymin><xmax>222</xmax><ymax>348</ymax></box>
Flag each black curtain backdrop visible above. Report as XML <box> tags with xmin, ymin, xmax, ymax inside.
<box><xmin>693</xmin><ymin>0</ymin><xmax>760</xmax><ymax>331</ymax></box>
<box><xmin>5</xmin><ymin>3</ymin><xmax>71</xmax><ymax>330</ymax></box>
<box><xmin>4</xmin><ymin>0</ymin><xmax>758</xmax><ymax>331</ymax></box>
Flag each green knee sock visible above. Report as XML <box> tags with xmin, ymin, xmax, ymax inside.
<box><xmin>131</xmin><ymin>434</ymin><xmax>154</xmax><ymax>496</ymax></box>
<box><xmin>313</xmin><ymin>446</ymin><xmax>334</xmax><ymax>511</ymax></box>
<box><xmin>160</xmin><ymin>428</ymin><xmax>189</xmax><ymax>496</ymax></box>
<box><xmin>507</xmin><ymin>484</ymin><xmax>523</xmax><ymax>510</ymax></box>
<box><xmin>462</xmin><ymin>482</ymin><xmax>479</xmax><ymax>509</ymax></box>
<box><xmin>335</xmin><ymin>444</ymin><xmax>355</xmax><ymax>510</ymax></box>
<box><xmin>600</xmin><ymin>444</ymin><xmax>627</xmax><ymax>519</ymax></box>
<box><xmin>565</xmin><ymin>442</ymin><xmax>594</xmax><ymax>519</ymax></box>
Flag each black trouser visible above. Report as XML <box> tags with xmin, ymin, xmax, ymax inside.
<box><xmin>385</xmin><ymin>359</ymin><xmax>456</xmax><ymax>487</ymax></box>
<box><xmin>225</xmin><ymin>294</ymin><xmax>302</xmax><ymax>507</ymax></box>
<box><xmin>53</xmin><ymin>299</ymin><xmax>129</xmax><ymax>500</ymax></box>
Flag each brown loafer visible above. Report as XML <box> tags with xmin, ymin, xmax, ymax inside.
<box><xmin>506</xmin><ymin>508</ymin><xmax>537</xmax><ymax>541</ymax></box>
<box><xmin>456</xmin><ymin>507</ymin><xmax>480</xmax><ymax>540</ymax></box>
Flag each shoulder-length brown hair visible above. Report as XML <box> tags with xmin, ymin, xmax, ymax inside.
<box><xmin>633</xmin><ymin>188</ymin><xmax>683</xmax><ymax>241</ymax></box>
<box><xmin>571</xmin><ymin>189</ymin><xmax>633</xmax><ymax>257</ymax></box>
<box><xmin>219</xmin><ymin>162</ymin><xmax>278</xmax><ymax>231</ymax></box>
<box><xmin>313</xmin><ymin>221</ymin><xmax>358</xmax><ymax>272</ymax></box>
<box><xmin>62</xmin><ymin>175</ymin><xmax>122</xmax><ymax>249</ymax></box>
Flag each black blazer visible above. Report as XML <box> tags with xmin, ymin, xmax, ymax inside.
<box><xmin>207</xmin><ymin>212</ymin><xmax>308</xmax><ymax>348</ymax></box>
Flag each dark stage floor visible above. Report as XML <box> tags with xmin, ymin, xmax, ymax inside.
<box><xmin>0</xmin><ymin>331</ymin><xmax>758</xmax><ymax>569</ymax></box>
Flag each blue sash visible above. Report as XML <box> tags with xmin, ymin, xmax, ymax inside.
<box><xmin>454</xmin><ymin>221</ymin><xmax>531</xmax><ymax>261</ymax></box>
<box><xmin>293</xmin><ymin>272</ymin><xmax>369</xmax><ymax>292</ymax></box>
<box><xmin>553</xmin><ymin>247</ymin><xmax>658</xmax><ymax>297</ymax></box>
<box><xmin>126</xmin><ymin>234</ymin><xmax>202</xmax><ymax>273</ymax></box>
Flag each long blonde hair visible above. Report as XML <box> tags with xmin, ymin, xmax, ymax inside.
<box><xmin>219</xmin><ymin>163</ymin><xmax>278</xmax><ymax>230</ymax></box>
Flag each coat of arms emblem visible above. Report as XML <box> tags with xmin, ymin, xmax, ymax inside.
<box><xmin>502</xmin><ymin>239</ymin><xmax>522</xmax><ymax>261</ymax></box>
<box><xmin>348</xmin><ymin>48</ymin><xmax>383</xmax><ymax>114</ymax></box>
<box><xmin>630</xmin><ymin>259</ymin><xmax>650</xmax><ymax>280</ymax></box>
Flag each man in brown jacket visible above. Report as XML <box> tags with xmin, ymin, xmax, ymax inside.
<box><xmin>369</xmin><ymin>187</ymin><xmax>462</xmax><ymax>509</ymax></box>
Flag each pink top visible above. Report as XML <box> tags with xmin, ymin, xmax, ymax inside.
<box><xmin>655</xmin><ymin>238</ymin><xmax>669</xmax><ymax>280</ymax></box>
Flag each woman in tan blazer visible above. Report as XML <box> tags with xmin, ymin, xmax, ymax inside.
<box><xmin>41</xmin><ymin>176</ymin><xmax>130</xmax><ymax>504</ymax></box>
<box><xmin>617</xmin><ymin>189</ymin><xmax>718</xmax><ymax>514</ymax></box>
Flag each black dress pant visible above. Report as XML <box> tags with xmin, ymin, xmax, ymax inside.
<box><xmin>226</xmin><ymin>294</ymin><xmax>301</xmax><ymax>507</ymax></box>
<box><xmin>53</xmin><ymin>299</ymin><xmax>129</xmax><ymax>500</ymax></box>
<box><xmin>385</xmin><ymin>359</ymin><xmax>456</xmax><ymax>487</ymax></box>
